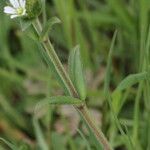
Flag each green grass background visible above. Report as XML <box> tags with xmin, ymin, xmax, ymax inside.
<box><xmin>0</xmin><ymin>0</ymin><xmax>150</xmax><ymax>149</ymax></box>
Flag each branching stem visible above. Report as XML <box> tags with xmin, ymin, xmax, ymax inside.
<box><xmin>32</xmin><ymin>18</ymin><xmax>112</xmax><ymax>150</ymax></box>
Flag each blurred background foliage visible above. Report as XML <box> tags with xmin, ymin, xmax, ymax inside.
<box><xmin>0</xmin><ymin>0</ymin><xmax>150</xmax><ymax>149</ymax></box>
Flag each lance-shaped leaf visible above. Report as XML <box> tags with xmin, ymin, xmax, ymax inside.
<box><xmin>40</xmin><ymin>17</ymin><xmax>61</xmax><ymax>40</ymax></box>
<box><xmin>68</xmin><ymin>45</ymin><xmax>87</xmax><ymax>100</ymax></box>
<box><xmin>34</xmin><ymin>96</ymin><xmax>83</xmax><ymax>113</ymax></box>
<box><xmin>68</xmin><ymin>47</ymin><xmax>76</xmax><ymax>82</ymax></box>
<box><xmin>116</xmin><ymin>72</ymin><xmax>148</xmax><ymax>91</ymax></box>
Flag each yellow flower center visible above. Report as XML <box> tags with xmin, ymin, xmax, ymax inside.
<box><xmin>17</xmin><ymin>7</ymin><xmax>24</xmax><ymax>15</ymax></box>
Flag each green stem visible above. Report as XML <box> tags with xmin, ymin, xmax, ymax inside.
<box><xmin>43</xmin><ymin>39</ymin><xmax>78</xmax><ymax>97</ymax></box>
<box><xmin>79</xmin><ymin>105</ymin><xmax>112</xmax><ymax>150</ymax></box>
<box><xmin>32</xmin><ymin>19</ymin><xmax>112</xmax><ymax>150</ymax></box>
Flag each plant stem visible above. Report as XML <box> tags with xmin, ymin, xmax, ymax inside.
<box><xmin>32</xmin><ymin>19</ymin><xmax>112</xmax><ymax>150</ymax></box>
<box><xmin>79</xmin><ymin>105</ymin><xmax>112</xmax><ymax>150</ymax></box>
<box><xmin>43</xmin><ymin>39</ymin><xmax>78</xmax><ymax>97</ymax></box>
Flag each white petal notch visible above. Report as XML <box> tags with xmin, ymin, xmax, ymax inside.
<box><xmin>4</xmin><ymin>0</ymin><xmax>27</xmax><ymax>19</ymax></box>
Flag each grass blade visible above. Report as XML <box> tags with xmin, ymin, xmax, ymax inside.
<box><xmin>104</xmin><ymin>30</ymin><xmax>134</xmax><ymax>150</ymax></box>
<box><xmin>33</xmin><ymin>118</ymin><xmax>49</xmax><ymax>150</ymax></box>
<box><xmin>116</xmin><ymin>72</ymin><xmax>148</xmax><ymax>91</ymax></box>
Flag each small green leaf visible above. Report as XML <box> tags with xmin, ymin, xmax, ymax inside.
<box><xmin>33</xmin><ymin>118</ymin><xmax>49</xmax><ymax>150</ymax></box>
<box><xmin>34</xmin><ymin>96</ymin><xmax>83</xmax><ymax>113</ymax></box>
<box><xmin>68</xmin><ymin>45</ymin><xmax>87</xmax><ymax>100</ymax></box>
<box><xmin>0</xmin><ymin>138</ymin><xmax>18</xmax><ymax>150</ymax></box>
<box><xmin>116</xmin><ymin>72</ymin><xmax>148</xmax><ymax>91</ymax></box>
<box><xmin>40</xmin><ymin>17</ymin><xmax>61</xmax><ymax>40</ymax></box>
<box><xmin>20</xmin><ymin>19</ymin><xmax>33</xmax><ymax>31</ymax></box>
<box><xmin>74</xmin><ymin>47</ymin><xmax>87</xmax><ymax>100</ymax></box>
<box><xmin>68</xmin><ymin>46</ymin><xmax>76</xmax><ymax>82</ymax></box>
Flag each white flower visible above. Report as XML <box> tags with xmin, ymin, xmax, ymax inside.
<box><xmin>4</xmin><ymin>0</ymin><xmax>26</xmax><ymax>19</ymax></box>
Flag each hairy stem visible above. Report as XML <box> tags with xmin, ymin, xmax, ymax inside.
<box><xmin>32</xmin><ymin>19</ymin><xmax>112</xmax><ymax>150</ymax></box>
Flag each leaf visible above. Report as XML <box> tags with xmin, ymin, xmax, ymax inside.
<box><xmin>112</xmin><ymin>90</ymin><xmax>122</xmax><ymax>114</ymax></box>
<box><xmin>33</xmin><ymin>118</ymin><xmax>49</xmax><ymax>150</ymax></box>
<box><xmin>68</xmin><ymin>45</ymin><xmax>87</xmax><ymax>100</ymax></box>
<box><xmin>34</xmin><ymin>96</ymin><xmax>83</xmax><ymax>113</ymax></box>
<box><xmin>104</xmin><ymin>31</ymin><xmax>134</xmax><ymax>149</ymax></box>
<box><xmin>104</xmin><ymin>30</ymin><xmax>117</xmax><ymax>95</ymax></box>
<box><xmin>20</xmin><ymin>19</ymin><xmax>33</xmax><ymax>31</ymax></box>
<box><xmin>0</xmin><ymin>138</ymin><xmax>18</xmax><ymax>150</ymax></box>
<box><xmin>116</xmin><ymin>72</ymin><xmax>148</xmax><ymax>91</ymax></box>
<box><xmin>40</xmin><ymin>17</ymin><xmax>61</xmax><ymax>40</ymax></box>
<box><xmin>74</xmin><ymin>47</ymin><xmax>87</xmax><ymax>100</ymax></box>
<box><xmin>68</xmin><ymin>46</ymin><xmax>76</xmax><ymax>82</ymax></box>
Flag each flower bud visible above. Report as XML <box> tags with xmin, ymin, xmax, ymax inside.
<box><xmin>26</xmin><ymin>0</ymin><xmax>42</xmax><ymax>19</ymax></box>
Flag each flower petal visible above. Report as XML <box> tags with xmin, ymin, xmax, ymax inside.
<box><xmin>10</xmin><ymin>14</ymin><xmax>19</xmax><ymax>18</ymax></box>
<box><xmin>19</xmin><ymin>0</ymin><xmax>26</xmax><ymax>8</ymax></box>
<box><xmin>9</xmin><ymin>0</ymin><xmax>20</xmax><ymax>8</ymax></box>
<box><xmin>4</xmin><ymin>6</ymin><xmax>16</xmax><ymax>14</ymax></box>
